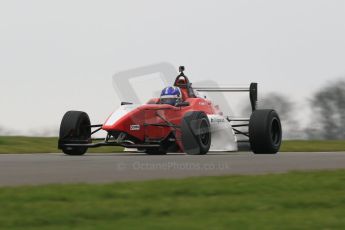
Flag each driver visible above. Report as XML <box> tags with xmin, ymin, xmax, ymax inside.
<box><xmin>159</xmin><ymin>86</ymin><xmax>182</xmax><ymax>106</ymax></box>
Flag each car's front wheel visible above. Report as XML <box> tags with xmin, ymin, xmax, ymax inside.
<box><xmin>58</xmin><ymin>111</ymin><xmax>91</xmax><ymax>155</ymax></box>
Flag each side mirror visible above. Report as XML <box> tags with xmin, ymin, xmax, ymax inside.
<box><xmin>176</xmin><ymin>101</ymin><xmax>190</xmax><ymax>107</ymax></box>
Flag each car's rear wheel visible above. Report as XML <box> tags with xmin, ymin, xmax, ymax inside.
<box><xmin>58</xmin><ymin>111</ymin><xmax>91</xmax><ymax>155</ymax></box>
<box><xmin>181</xmin><ymin>111</ymin><xmax>211</xmax><ymax>155</ymax></box>
<box><xmin>249</xmin><ymin>109</ymin><xmax>282</xmax><ymax>154</ymax></box>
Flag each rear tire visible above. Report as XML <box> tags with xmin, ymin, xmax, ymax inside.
<box><xmin>249</xmin><ymin>109</ymin><xmax>282</xmax><ymax>154</ymax></box>
<box><xmin>181</xmin><ymin>111</ymin><xmax>211</xmax><ymax>155</ymax></box>
<box><xmin>58</xmin><ymin>111</ymin><xmax>91</xmax><ymax>155</ymax></box>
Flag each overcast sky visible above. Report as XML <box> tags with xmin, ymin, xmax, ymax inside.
<box><xmin>0</xmin><ymin>0</ymin><xmax>344</xmax><ymax>135</ymax></box>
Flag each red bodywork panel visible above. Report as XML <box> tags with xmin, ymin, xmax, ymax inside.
<box><xmin>102</xmin><ymin>97</ymin><xmax>219</xmax><ymax>149</ymax></box>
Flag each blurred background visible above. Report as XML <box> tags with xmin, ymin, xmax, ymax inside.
<box><xmin>0</xmin><ymin>0</ymin><xmax>344</xmax><ymax>139</ymax></box>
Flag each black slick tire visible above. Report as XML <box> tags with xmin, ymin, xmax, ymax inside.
<box><xmin>249</xmin><ymin>109</ymin><xmax>282</xmax><ymax>154</ymax></box>
<box><xmin>58</xmin><ymin>111</ymin><xmax>91</xmax><ymax>155</ymax></box>
<box><xmin>181</xmin><ymin>111</ymin><xmax>211</xmax><ymax>155</ymax></box>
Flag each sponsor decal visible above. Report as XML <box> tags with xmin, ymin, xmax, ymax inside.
<box><xmin>211</xmin><ymin>118</ymin><xmax>225</xmax><ymax>123</ymax></box>
<box><xmin>130</xmin><ymin>125</ymin><xmax>140</xmax><ymax>131</ymax></box>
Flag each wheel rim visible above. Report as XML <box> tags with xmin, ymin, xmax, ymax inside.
<box><xmin>270</xmin><ymin>118</ymin><xmax>281</xmax><ymax>146</ymax></box>
<box><xmin>199</xmin><ymin>119</ymin><xmax>210</xmax><ymax>146</ymax></box>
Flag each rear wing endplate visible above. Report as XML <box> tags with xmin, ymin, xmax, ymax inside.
<box><xmin>193</xmin><ymin>82</ymin><xmax>258</xmax><ymax>111</ymax></box>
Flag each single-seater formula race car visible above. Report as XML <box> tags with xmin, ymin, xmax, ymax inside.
<box><xmin>58</xmin><ymin>66</ymin><xmax>282</xmax><ymax>155</ymax></box>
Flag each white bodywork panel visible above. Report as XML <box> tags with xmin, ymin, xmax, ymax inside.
<box><xmin>106</xmin><ymin>105</ymin><xmax>141</xmax><ymax>152</ymax></box>
<box><xmin>104</xmin><ymin>104</ymin><xmax>139</xmax><ymax>127</ymax></box>
<box><xmin>208</xmin><ymin>114</ymin><xmax>238</xmax><ymax>152</ymax></box>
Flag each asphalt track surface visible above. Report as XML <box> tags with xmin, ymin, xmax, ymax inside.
<box><xmin>0</xmin><ymin>152</ymin><xmax>345</xmax><ymax>186</ymax></box>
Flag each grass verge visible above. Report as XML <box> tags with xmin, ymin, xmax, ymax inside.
<box><xmin>0</xmin><ymin>136</ymin><xmax>123</xmax><ymax>154</ymax></box>
<box><xmin>0</xmin><ymin>170</ymin><xmax>345</xmax><ymax>229</ymax></box>
<box><xmin>1</xmin><ymin>136</ymin><xmax>345</xmax><ymax>153</ymax></box>
<box><xmin>280</xmin><ymin>140</ymin><xmax>345</xmax><ymax>152</ymax></box>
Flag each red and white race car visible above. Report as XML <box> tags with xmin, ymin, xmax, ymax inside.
<box><xmin>58</xmin><ymin>66</ymin><xmax>282</xmax><ymax>155</ymax></box>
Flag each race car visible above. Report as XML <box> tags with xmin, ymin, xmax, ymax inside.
<box><xmin>58</xmin><ymin>66</ymin><xmax>282</xmax><ymax>155</ymax></box>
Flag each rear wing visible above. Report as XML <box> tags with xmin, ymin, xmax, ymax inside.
<box><xmin>193</xmin><ymin>82</ymin><xmax>258</xmax><ymax>111</ymax></box>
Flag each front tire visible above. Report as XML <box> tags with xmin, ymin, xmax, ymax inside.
<box><xmin>249</xmin><ymin>109</ymin><xmax>282</xmax><ymax>154</ymax></box>
<box><xmin>181</xmin><ymin>111</ymin><xmax>211</xmax><ymax>155</ymax></box>
<box><xmin>58</xmin><ymin>111</ymin><xmax>91</xmax><ymax>155</ymax></box>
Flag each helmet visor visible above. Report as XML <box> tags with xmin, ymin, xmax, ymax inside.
<box><xmin>160</xmin><ymin>98</ymin><xmax>178</xmax><ymax>106</ymax></box>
